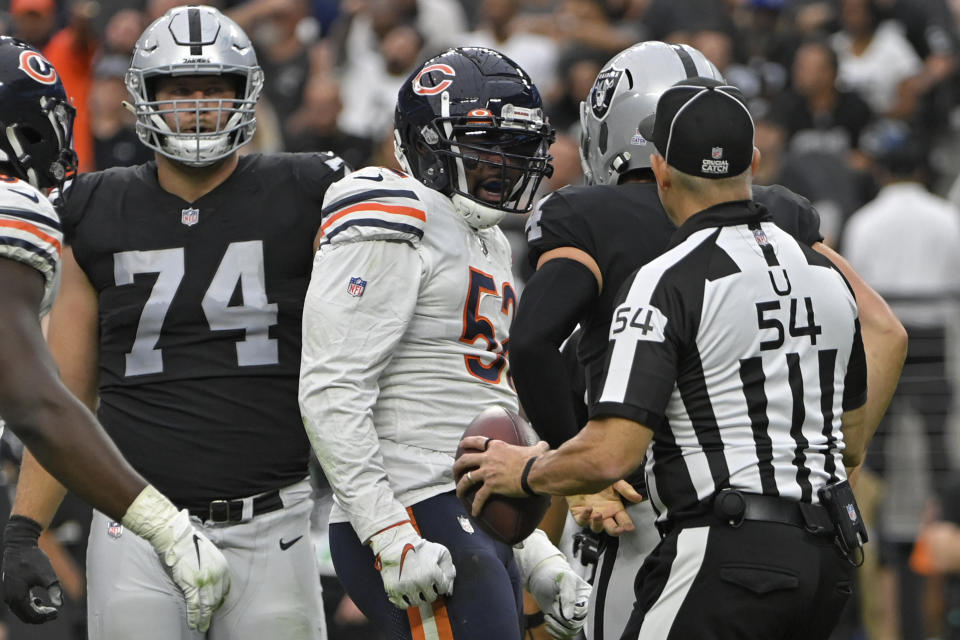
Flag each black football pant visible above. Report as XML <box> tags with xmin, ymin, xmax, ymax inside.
<box><xmin>621</xmin><ymin>520</ymin><xmax>853</xmax><ymax>639</ymax></box>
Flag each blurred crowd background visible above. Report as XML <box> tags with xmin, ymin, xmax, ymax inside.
<box><xmin>0</xmin><ymin>0</ymin><xmax>959</xmax><ymax>638</ymax></box>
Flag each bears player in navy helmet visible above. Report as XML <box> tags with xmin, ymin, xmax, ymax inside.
<box><xmin>2</xmin><ymin>8</ymin><xmax>344</xmax><ymax>639</ymax></box>
<box><xmin>505</xmin><ymin>41</ymin><xmax>907</xmax><ymax>640</ymax></box>
<box><xmin>299</xmin><ymin>47</ymin><xmax>590</xmax><ymax>640</ymax></box>
<box><xmin>0</xmin><ymin>35</ymin><xmax>230</xmax><ymax>631</ymax></box>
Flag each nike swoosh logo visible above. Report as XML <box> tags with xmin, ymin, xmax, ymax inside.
<box><xmin>192</xmin><ymin>534</ymin><xmax>202</xmax><ymax>567</ymax></box>
<box><xmin>355</xmin><ymin>174</ymin><xmax>384</xmax><ymax>182</ymax></box>
<box><xmin>398</xmin><ymin>543</ymin><xmax>416</xmax><ymax>578</ymax></box>
<box><xmin>9</xmin><ymin>189</ymin><xmax>39</xmax><ymax>203</ymax></box>
<box><xmin>279</xmin><ymin>535</ymin><xmax>303</xmax><ymax>551</ymax></box>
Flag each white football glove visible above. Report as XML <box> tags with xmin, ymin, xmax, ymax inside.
<box><xmin>368</xmin><ymin>521</ymin><xmax>456</xmax><ymax>609</ymax></box>
<box><xmin>514</xmin><ymin>529</ymin><xmax>591</xmax><ymax>640</ymax></box>
<box><xmin>122</xmin><ymin>485</ymin><xmax>231</xmax><ymax>632</ymax></box>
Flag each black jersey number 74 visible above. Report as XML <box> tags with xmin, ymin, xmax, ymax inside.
<box><xmin>114</xmin><ymin>240</ymin><xmax>278</xmax><ymax>377</ymax></box>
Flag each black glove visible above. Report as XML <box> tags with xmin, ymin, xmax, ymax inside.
<box><xmin>2</xmin><ymin>515</ymin><xmax>62</xmax><ymax>623</ymax></box>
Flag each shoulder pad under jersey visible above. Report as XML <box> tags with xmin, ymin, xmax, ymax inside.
<box><xmin>0</xmin><ymin>178</ymin><xmax>62</xmax><ymax>285</ymax></box>
<box><xmin>317</xmin><ymin>166</ymin><xmax>426</xmax><ymax>248</ymax></box>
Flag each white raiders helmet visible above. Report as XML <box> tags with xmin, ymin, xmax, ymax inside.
<box><xmin>580</xmin><ymin>41</ymin><xmax>722</xmax><ymax>185</ymax></box>
<box><xmin>125</xmin><ymin>5</ymin><xmax>263</xmax><ymax>167</ymax></box>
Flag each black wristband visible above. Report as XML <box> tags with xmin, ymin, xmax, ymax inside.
<box><xmin>520</xmin><ymin>456</ymin><xmax>539</xmax><ymax>497</ymax></box>
<box><xmin>3</xmin><ymin>515</ymin><xmax>43</xmax><ymax>546</ymax></box>
<box><xmin>524</xmin><ymin>610</ymin><xmax>546</xmax><ymax>629</ymax></box>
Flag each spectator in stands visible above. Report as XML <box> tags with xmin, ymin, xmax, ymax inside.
<box><xmin>339</xmin><ymin>20</ymin><xmax>424</xmax><ymax>140</ymax></box>
<box><xmin>461</xmin><ymin>0</ymin><xmax>558</xmax><ymax>93</ymax></box>
<box><xmin>831</xmin><ymin>0</ymin><xmax>924</xmax><ymax>117</ymax></box>
<box><xmin>284</xmin><ymin>75</ymin><xmax>373</xmax><ymax>167</ymax></box>
<box><xmin>43</xmin><ymin>0</ymin><xmax>99</xmax><ymax>172</ymax></box>
<box><xmin>543</xmin><ymin>45</ymin><xmax>608</xmax><ymax>134</ymax></box>
<box><xmin>88</xmin><ymin>55</ymin><xmax>151</xmax><ymax>170</ymax></box>
<box><xmin>845</xmin><ymin>119</ymin><xmax>959</xmax><ymax>496</ymax></box>
<box><xmin>231</xmin><ymin>0</ymin><xmax>316</xmax><ymax>128</ymax></box>
<box><xmin>100</xmin><ymin>7</ymin><xmax>145</xmax><ymax>56</ymax></box>
<box><xmin>515</xmin><ymin>0</ymin><xmax>641</xmax><ymax>56</ymax></box>
<box><xmin>9</xmin><ymin>0</ymin><xmax>57</xmax><ymax>49</ymax></box>
<box><xmin>843</xmin><ymin>119</ymin><xmax>960</xmax><ymax>640</ymax></box>
<box><xmin>769</xmin><ymin>37</ymin><xmax>874</xmax><ymax>157</ymax></box>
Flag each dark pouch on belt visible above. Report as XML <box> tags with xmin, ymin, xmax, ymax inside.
<box><xmin>818</xmin><ymin>480</ymin><xmax>868</xmax><ymax>551</ymax></box>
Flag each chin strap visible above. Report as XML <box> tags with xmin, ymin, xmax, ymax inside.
<box><xmin>452</xmin><ymin>193</ymin><xmax>506</xmax><ymax>229</ymax></box>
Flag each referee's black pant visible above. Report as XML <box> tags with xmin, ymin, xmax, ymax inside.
<box><xmin>621</xmin><ymin>520</ymin><xmax>853</xmax><ymax>639</ymax></box>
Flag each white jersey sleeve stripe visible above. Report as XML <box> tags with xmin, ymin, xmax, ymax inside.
<box><xmin>0</xmin><ymin>219</ymin><xmax>62</xmax><ymax>261</ymax></box>
<box><xmin>0</xmin><ymin>206</ymin><xmax>62</xmax><ymax>232</ymax></box>
<box><xmin>320</xmin><ymin>202</ymin><xmax>427</xmax><ymax>245</ymax></box>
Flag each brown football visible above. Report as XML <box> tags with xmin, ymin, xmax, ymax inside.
<box><xmin>454</xmin><ymin>406</ymin><xmax>551</xmax><ymax>545</ymax></box>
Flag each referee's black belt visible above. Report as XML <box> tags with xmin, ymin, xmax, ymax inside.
<box><xmin>659</xmin><ymin>490</ymin><xmax>835</xmax><ymax>537</ymax></box>
<box><xmin>188</xmin><ymin>489</ymin><xmax>285</xmax><ymax>524</ymax></box>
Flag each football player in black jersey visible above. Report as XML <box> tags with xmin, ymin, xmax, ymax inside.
<box><xmin>0</xmin><ymin>36</ymin><xmax>229</xmax><ymax>631</ymax></box>
<box><xmin>508</xmin><ymin>41</ymin><xmax>907</xmax><ymax>640</ymax></box>
<box><xmin>2</xmin><ymin>8</ymin><xmax>344</xmax><ymax>639</ymax></box>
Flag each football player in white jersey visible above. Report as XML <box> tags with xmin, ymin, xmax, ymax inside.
<box><xmin>299</xmin><ymin>47</ymin><xmax>590</xmax><ymax>640</ymax></box>
<box><xmin>0</xmin><ymin>36</ymin><xmax>230</xmax><ymax>631</ymax></box>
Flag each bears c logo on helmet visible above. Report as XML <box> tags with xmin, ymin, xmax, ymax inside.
<box><xmin>412</xmin><ymin>63</ymin><xmax>455</xmax><ymax>96</ymax></box>
<box><xmin>18</xmin><ymin>50</ymin><xmax>58</xmax><ymax>85</ymax></box>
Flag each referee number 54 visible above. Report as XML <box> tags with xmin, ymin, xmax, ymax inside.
<box><xmin>756</xmin><ymin>297</ymin><xmax>822</xmax><ymax>351</ymax></box>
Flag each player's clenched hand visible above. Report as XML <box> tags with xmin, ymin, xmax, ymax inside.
<box><xmin>454</xmin><ymin>437</ymin><xmax>549</xmax><ymax>516</ymax></box>
<box><xmin>1</xmin><ymin>515</ymin><xmax>62</xmax><ymax>624</ymax></box>
<box><xmin>121</xmin><ymin>485</ymin><xmax>230</xmax><ymax>631</ymax></box>
<box><xmin>516</xmin><ymin>530</ymin><xmax>590</xmax><ymax>639</ymax></box>
<box><xmin>567</xmin><ymin>479</ymin><xmax>643</xmax><ymax>536</ymax></box>
<box><xmin>368</xmin><ymin>521</ymin><xmax>456</xmax><ymax>609</ymax></box>
<box><xmin>154</xmin><ymin>512</ymin><xmax>231</xmax><ymax>631</ymax></box>
<box><xmin>532</xmin><ymin>562</ymin><xmax>591</xmax><ymax>639</ymax></box>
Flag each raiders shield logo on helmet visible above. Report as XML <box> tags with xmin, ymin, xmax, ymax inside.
<box><xmin>590</xmin><ymin>68</ymin><xmax>623</xmax><ymax>119</ymax></box>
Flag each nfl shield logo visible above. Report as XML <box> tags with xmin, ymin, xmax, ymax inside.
<box><xmin>752</xmin><ymin>227</ymin><xmax>768</xmax><ymax>246</ymax></box>
<box><xmin>347</xmin><ymin>276</ymin><xmax>367</xmax><ymax>297</ymax></box>
<box><xmin>711</xmin><ymin>147</ymin><xmax>724</xmax><ymax>160</ymax></box>
<box><xmin>846</xmin><ymin>503</ymin><xmax>858</xmax><ymax>522</ymax></box>
<box><xmin>457</xmin><ymin>515</ymin><xmax>475</xmax><ymax>534</ymax></box>
<box><xmin>181</xmin><ymin>207</ymin><xmax>199</xmax><ymax>226</ymax></box>
<box><xmin>107</xmin><ymin>521</ymin><xmax>124</xmax><ymax>539</ymax></box>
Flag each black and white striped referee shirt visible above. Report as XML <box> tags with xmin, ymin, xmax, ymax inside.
<box><xmin>591</xmin><ymin>200</ymin><xmax>867</xmax><ymax>524</ymax></box>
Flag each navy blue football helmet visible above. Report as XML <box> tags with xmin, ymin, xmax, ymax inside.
<box><xmin>394</xmin><ymin>47</ymin><xmax>555</xmax><ymax>228</ymax></box>
<box><xmin>0</xmin><ymin>37</ymin><xmax>76</xmax><ymax>191</ymax></box>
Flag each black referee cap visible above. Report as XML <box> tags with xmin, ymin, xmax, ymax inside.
<box><xmin>642</xmin><ymin>77</ymin><xmax>755</xmax><ymax>179</ymax></box>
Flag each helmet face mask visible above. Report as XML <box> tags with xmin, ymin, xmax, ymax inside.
<box><xmin>395</xmin><ymin>48</ymin><xmax>555</xmax><ymax>228</ymax></box>
<box><xmin>579</xmin><ymin>41</ymin><xmax>723</xmax><ymax>186</ymax></box>
<box><xmin>0</xmin><ymin>37</ymin><xmax>77</xmax><ymax>192</ymax></box>
<box><xmin>126</xmin><ymin>5</ymin><xmax>263</xmax><ymax>167</ymax></box>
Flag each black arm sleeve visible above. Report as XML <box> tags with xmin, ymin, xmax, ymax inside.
<box><xmin>510</xmin><ymin>258</ymin><xmax>598</xmax><ymax>449</ymax></box>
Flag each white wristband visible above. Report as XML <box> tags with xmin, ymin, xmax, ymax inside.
<box><xmin>513</xmin><ymin>528</ymin><xmax>564</xmax><ymax>587</ymax></box>
<box><xmin>121</xmin><ymin>484</ymin><xmax>181</xmax><ymax>543</ymax></box>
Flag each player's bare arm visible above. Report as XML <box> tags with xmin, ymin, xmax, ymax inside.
<box><xmin>813</xmin><ymin>242</ymin><xmax>907</xmax><ymax>448</ymax></box>
<box><xmin>0</xmin><ymin>258</ymin><xmax>144</xmax><ymax>517</ymax></box>
<box><xmin>13</xmin><ymin>244</ymin><xmax>104</xmax><ymax>524</ymax></box>
<box><xmin>455</xmin><ymin>416</ymin><xmax>651</xmax><ymax>514</ymax></box>
<box><xmin>840</xmin><ymin>406</ymin><xmax>869</xmax><ymax>473</ymax></box>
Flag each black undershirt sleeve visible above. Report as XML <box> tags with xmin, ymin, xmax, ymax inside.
<box><xmin>510</xmin><ymin>257</ymin><xmax>598</xmax><ymax>449</ymax></box>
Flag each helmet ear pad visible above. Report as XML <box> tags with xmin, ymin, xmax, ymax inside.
<box><xmin>412</xmin><ymin>137</ymin><xmax>451</xmax><ymax>194</ymax></box>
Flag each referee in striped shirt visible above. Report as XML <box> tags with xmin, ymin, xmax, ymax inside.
<box><xmin>457</xmin><ymin>78</ymin><xmax>873</xmax><ymax>640</ymax></box>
